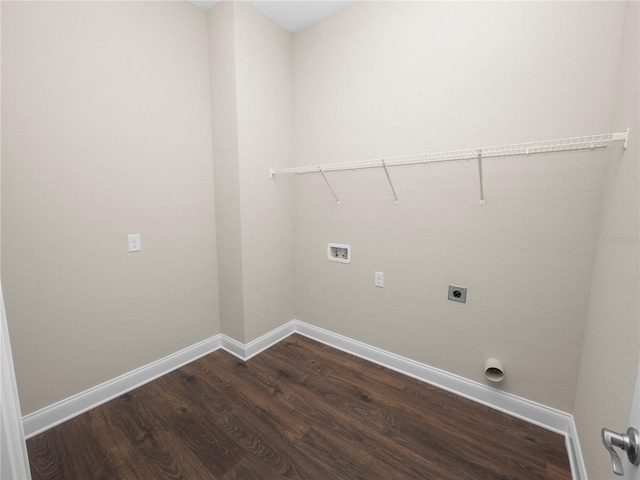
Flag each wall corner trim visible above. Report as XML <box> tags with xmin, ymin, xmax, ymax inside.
<box><xmin>22</xmin><ymin>319</ymin><xmax>584</xmax><ymax>479</ymax></box>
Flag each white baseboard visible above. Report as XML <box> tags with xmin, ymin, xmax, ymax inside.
<box><xmin>22</xmin><ymin>319</ymin><xmax>584</xmax><ymax>479</ymax></box>
<box><xmin>22</xmin><ymin>335</ymin><xmax>222</xmax><ymax>439</ymax></box>
<box><xmin>293</xmin><ymin>321</ymin><xmax>570</xmax><ymax>432</ymax></box>
<box><xmin>290</xmin><ymin>320</ymin><xmax>584</xmax><ymax>480</ymax></box>
<box><xmin>22</xmin><ymin>323</ymin><xmax>299</xmax><ymax>439</ymax></box>
<box><xmin>566</xmin><ymin>416</ymin><xmax>588</xmax><ymax>480</ymax></box>
<box><xmin>219</xmin><ymin>334</ymin><xmax>245</xmax><ymax>360</ymax></box>
<box><xmin>220</xmin><ymin>320</ymin><xmax>297</xmax><ymax>361</ymax></box>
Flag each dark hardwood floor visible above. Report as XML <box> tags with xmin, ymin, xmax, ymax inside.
<box><xmin>27</xmin><ymin>334</ymin><xmax>572</xmax><ymax>479</ymax></box>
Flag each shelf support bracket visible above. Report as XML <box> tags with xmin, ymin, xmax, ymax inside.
<box><xmin>609</xmin><ymin>128</ymin><xmax>629</xmax><ymax>149</ymax></box>
<box><xmin>318</xmin><ymin>167</ymin><xmax>341</xmax><ymax>204</ymax></box>
<box><xmin>382</xmin><ymin>160</ymin><xmax>399</xmax><ymax>205</ymax></box>
<box><xmin>477</xmin><ymin>150</ymin><xmax>485</xmax><ymax>206</ymax></box>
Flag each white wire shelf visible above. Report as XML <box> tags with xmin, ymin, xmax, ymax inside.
<box><xmin>270</xmin><ymin>129</ymin><xmax>629</xmax><ymax>205</ymax></box>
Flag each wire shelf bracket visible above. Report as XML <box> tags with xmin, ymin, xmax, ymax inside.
<box><xmin>270</xmin><ymin>129</ymin><xmax>629</xmax><ymax>205</ymax></box>
<box><xmin>382</xmin><ymin>160</ymin><xmax>400</xmax><ymax>205</ymax></box>
<box><xmin>318</xmin><ymin>167</ymin><xmax>341</xmax><ymax>204</ymax></box>
<box><xmin>477</xmin><ymin>150</ymin><xmax>485</xmax><ymax>206</ymax></box>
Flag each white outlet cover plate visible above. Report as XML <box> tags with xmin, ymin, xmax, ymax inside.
<box><xmin>128</xmin><ymin>234</ymin><xmax>141</xmax><ymax>252</ymax></box>
<box><xmin>374</xmin><ymin>272</ymin><xmax>384</xmax><ymax>288</ymax></box>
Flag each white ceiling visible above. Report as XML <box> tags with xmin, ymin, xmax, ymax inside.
<box><xmin>189</xmin><ymin>1</ymin><xmax>353</xmax><ymax>33</ymax></box>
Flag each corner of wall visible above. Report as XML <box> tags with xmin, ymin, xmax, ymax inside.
<box><xmin>208</xmin><ymin>0</ymin><xmax>296</xmax><ymax>344</ymax></box>
<box><xmin>208</xmin><ymin>1</ymin><xmax>246</xmax><ymax>343</ymax></box>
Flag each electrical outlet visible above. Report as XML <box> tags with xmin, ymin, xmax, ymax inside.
<box><xmin>374</xmin><ymin>272</ymin><xmax>384</xmax><ymax>288</ymax></box>
<box><xmin>448</xmin><ymin>285</ymin><xmax>467</xmax><ymax>303</ymax></box>
<box><xmin>128</xmin><ymin>234</ymin><xmax>141</xmax><ymax>252</ymax></box>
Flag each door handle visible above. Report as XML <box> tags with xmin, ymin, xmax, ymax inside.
<box><xmin>601</xmin><ymin>427</ymin><xmax>640</xmax><ymax>476</ymax></box>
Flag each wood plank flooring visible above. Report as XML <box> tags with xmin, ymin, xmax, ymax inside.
<box><xmin>27</xmin><ymin>334</ymin><xmax>572</xmax><ymax>479</ymax></box>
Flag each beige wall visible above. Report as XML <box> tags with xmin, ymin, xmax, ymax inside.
<box><xmin>1</xmin><ymin>1</ymin><xmax>220</xmax><ymax>414</ymax></box>
<box><xmin>2</xmin><ymin>2</ymin><xmax>637</xmax><ymax>457</ymax></box>
<box><xmin>209</xmin><ymin>1</ymin><xmax>294</xmax><ymax>343</ymax></box>
<box><xmin>291</xmin><ymin>1</ymin><xmax>627</xmax><ymax>412</ymax></box>
<box><xmin>573</xmin><ymin>2</ymin><xmax>640</xmax><ymax>478</ymax></box>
